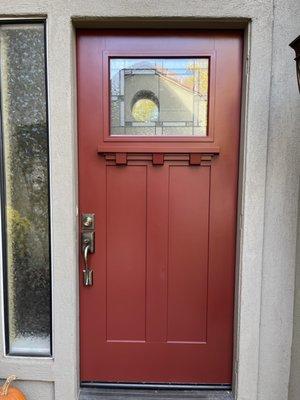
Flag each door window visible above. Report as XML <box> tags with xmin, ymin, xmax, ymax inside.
<box><xmin>110</xmin><ymin>58</ymin><xmax>209</xmax><ymax>136</ymax></box>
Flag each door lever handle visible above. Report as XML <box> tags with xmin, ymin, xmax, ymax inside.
<box><xmin>82</xmin><ymin>242</ymin><xmax>93</xmax><ymax>286</ymax></box>
<box><xmin>83</xmin><ymin>243</ymin><xmax>90</xmax><ymax>269</ymax></box>
<box><xmin>81</xmin><ymin>213</ymin><xmax>95</xmax><ymax>287</ymax></box>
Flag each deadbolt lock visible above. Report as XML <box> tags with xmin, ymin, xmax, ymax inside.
<box><xmin>81</xmin><ymin>213</ymin><xmax>95</xmax><ymax>230</ymax></box>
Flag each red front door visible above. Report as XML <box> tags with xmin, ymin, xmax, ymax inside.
<box><xmin>77</xmin><ymin>30</ymin><xmax>242</xmax><ymax>385</ymax></box>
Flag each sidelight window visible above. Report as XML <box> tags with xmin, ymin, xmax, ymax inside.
<box><xmin>0</xmin><ymin>21</ymin><xmax>51</xmax><ymax>356</ymax></box>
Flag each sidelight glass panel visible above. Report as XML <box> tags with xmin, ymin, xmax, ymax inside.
<box><xmin>110</xmin><ymin>58</ymin><xmax>209</xmax><ymax>136</ymax></box>
<box><xmin>0</xmin><ymin>22</ymin><xmax>51</xmax><ymax>356</ymax></box>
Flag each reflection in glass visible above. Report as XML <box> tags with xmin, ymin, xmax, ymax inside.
<box><xmin>0</xmin><ymin>23</ymin><xmax>51</xmax><ymax>355</ymax></box>
<box><xmin>110</xmin><ymin>58</ymin><xmax>209</xmax><ymax>136</ymax></box>
<box><xmin>132</xmin><ymin>99</ymin><xmax>159</xmax><ymax>122</ymax></box>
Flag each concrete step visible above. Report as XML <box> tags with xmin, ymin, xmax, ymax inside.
<box><xmin>79</xmin><ymin>388</ymin><xmax>233</xmax><ymax>400</ymax></box>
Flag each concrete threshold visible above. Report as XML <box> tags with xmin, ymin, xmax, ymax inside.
<box><xmin>79</xmin><ymin>387</ymin><xmax>234</xmax><ymax>400</ymax></box>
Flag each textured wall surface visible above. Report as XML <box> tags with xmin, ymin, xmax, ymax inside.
<box><xmin>258</xmin><ymin>0</ymin><xmax>300</xmax><ymax>399</ymax></box>
<box><xmin>289</xmin><ymin>191</ymin><xmax>300</xmax><ymax>400</ymax></box>
<box><xmin>0</xmin><ymin>1</ymin><xmax>298</xmax><ymax>400</ymax></box>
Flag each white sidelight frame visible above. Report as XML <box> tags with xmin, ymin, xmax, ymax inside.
<box><xmin>0</xmin><ymin>1</ymin><xmax>298</xmax><ymax>400</ymax></box>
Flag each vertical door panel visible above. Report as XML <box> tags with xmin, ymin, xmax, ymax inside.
<box><xmin>146</xmin><ymin>165</ymin><xmax>169</xmax><ymax>343</ymax></box>
<box><xmin>167</xmin><ymin>166</ymin><xmax>209</xmax><ymax>343</ymax></box>
<box><xmin>106</xmin><ymin>166</ymin><xmax>147</xmax><ymax>341</ymax></box>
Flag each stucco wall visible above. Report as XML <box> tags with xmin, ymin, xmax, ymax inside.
<box><xmin>0</xmin><ymin>1</ymin><xmax>298</xmax><ymax>400</ymax></box>
<box><xmin>289</xmin><ymin>187</ymin><xmax>300</xmax><ymax>400</ymax></box>
<box><xmin>258</xmin><ymin>1</ymin><xmax>300</xmax><ymax>400</ymax></box>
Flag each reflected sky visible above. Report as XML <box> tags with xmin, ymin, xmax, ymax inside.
<box><xmin>110</xmin><ymin>58</ymin><xmax>209</xmax><ymax>95</ymax></box>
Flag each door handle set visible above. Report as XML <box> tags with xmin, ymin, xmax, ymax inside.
<box><xmin>81</xmin><ymin>213</ymin><xmax>95</xmax><ymax>286</ymax></box>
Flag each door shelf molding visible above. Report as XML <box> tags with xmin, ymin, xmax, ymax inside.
<box><xmin>101</xmin><ymin>150</ymin><xmax>219</xmax><ymax>166</ymax></box>
<box><xmin>98</xmin><ymin>144</ymin><xmax>220</xmax><ymax>154</ymax></box>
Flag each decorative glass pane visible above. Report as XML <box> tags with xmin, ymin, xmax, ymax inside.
<box><xmin>0</xmin><ymin>23</ymin><xmax>51</xmax><ymax>356</ymax></box>
<box><xmin>110</xmin><ymin>58</ymin><xmax>209</xmax><ymax>136</ymax></box>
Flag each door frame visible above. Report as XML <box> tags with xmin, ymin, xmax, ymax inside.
<box><xmin>74</xmin><ymin>21</ymin><xmax>265</xmax><ymax>397</ymax></box>
<box><xmin>77</xmin><ymin>29</ymin><xmax>241</xmax><ymax>387</ymax></box>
